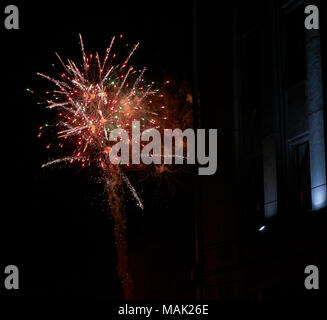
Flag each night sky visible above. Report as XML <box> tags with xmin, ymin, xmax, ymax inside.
<box><xmin>0</xmin><ymin>0</ymin><xmax>233</xmax><ymax>300</ymax></box>
<box><xmin>3</xmin><ymin>0</ymin><xmax>326</xmax><ymax>308</ymax></box>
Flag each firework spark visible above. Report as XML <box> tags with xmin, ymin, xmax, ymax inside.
<box><xmin>37</xmin><ymin>34</ymin><xmax>169</xmax><ymax>207</ymax></box>
<box><xmin>35</xmin><ymin>34</ymin><xmax>170</xmax><ymax>298</ymax></box>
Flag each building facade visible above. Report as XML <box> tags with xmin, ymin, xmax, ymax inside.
<box><xmin>199</xmin><ymin>0</ymin><xmax>327</xmax><ymax>299</ymax></box>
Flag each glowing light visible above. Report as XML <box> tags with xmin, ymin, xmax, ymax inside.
<box><xmin>311</xmin><ymin>185</ymin><xmax>327</xmax><ymax>210</ymax></box>
<box><xmin>33</xmin><ymin>34</ymin><xmax>173</xmax><ymax>299</ymax></box>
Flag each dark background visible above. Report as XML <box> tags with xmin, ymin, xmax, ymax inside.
<box><xmin>0</xmin><ymin>0</ymin><xmax>233</xmax><ymax>300</ymax></box>
<box><xmin>2</xmin><ymin>0</ymin><xmax>326</xmax><ymax>302</ymax></box>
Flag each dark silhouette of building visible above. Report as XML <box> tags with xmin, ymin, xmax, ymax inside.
<box><xmin>2</xmin><ymin>0</ymin><xmax>326</xmax><ymax>302</ymax></box>
<box><xmin>197</xmin><ymin>0</ymin><xmax>327</xmax><ymax>299</ymax></box>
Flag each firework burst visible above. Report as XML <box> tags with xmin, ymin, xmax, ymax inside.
<box><xmin>34</xmin><ymin>34</ymin><xmax>171</xmax><ymax>298</ymax></box>
<box><xmin>37</xmin><ymin>35</ymin><xmax>170</xmax><ymax>205</ymax></box>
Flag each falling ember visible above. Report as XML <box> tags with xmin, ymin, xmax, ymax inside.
<box><xmin>34</xmin><ymin>34</ymin><xmax>171</xmax><ymax>299</ymax></box>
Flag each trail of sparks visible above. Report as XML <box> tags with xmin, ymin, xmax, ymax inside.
<box><xmin>34</xmin><ymin>34</ymin><xmax>170</xmax><ymax>299</ymax></box>
<box><xmin>41</xmin><ymin>156</ymin><xmax>88</xmax><ymax>168</ymax></box>
<box><xmin>121</xmin><ymin>172</ymin><xmax>144</xmax><ymax>209</ymax></box>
